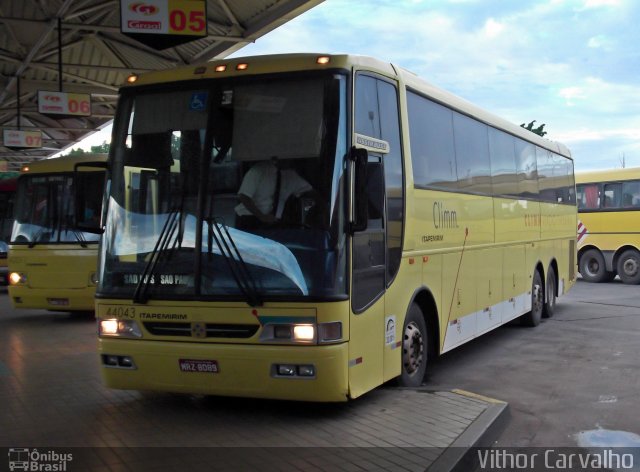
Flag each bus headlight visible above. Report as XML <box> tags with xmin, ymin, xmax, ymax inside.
<box><xmin>99</xmin><ymin>319</ymin><xmax>142</xmax><ymax>338</ymax></box>
<box><xmin>261</xmin><ymin>323</ymin><xmax>316</xmax><ymax>344</ymax></box>
<box><xmin>89</xmin><ymin>272</ymin><xmax>99</xmax><ymax>285</ymax></box>
<box><xmin>293</xmin><ymin>324</ymin><xmax>315</xmax><ymax>341</ymax></box>
<box><xmin>9</xmin><ymin>272</ymin><xmax>27</xmax><ymax>285</ymax></box>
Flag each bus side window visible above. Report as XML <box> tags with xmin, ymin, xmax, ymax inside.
<box><xmin>603</xmin><ymin>183</ymin><xmax>621</xmax><ymax>209</ymax></box>
<box><xmin>577</xmin><ymin>183</ymin><xmax>599</xmax><ymax>209</ymax></box>
<box><xmin>622</xmin><ymin>180</ymin><xmax>640</xmax><ymax>208</ymax></box>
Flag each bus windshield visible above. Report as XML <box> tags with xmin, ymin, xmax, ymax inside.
<box><xmin>12</xmin><ymin>172</ymin><xmax>103</xmax><ymax>246</ymax></box>
<box><xmin>100</xmin><ymin>71</ymin><xmax>348</xmax><ymax>302</ymax></box>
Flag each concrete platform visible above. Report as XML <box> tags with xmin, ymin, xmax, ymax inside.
<box><xmin>0</xmin><ymin>290</ymin><xmax>507</xmax><ymax>471</ymax></box>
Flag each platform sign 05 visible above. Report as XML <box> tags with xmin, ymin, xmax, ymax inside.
<box><xmin>38</xmin><ymin>91</ymin><xmax>92</xmax><ymax>117</ymax></box>
<box><xmin>3</xmin><ymin>130</ymin><xmax>42</xmax><ymax>148</ymax></box>
<box><xmin>120</xmin><ymin>0</ymin><xmax>207</xmax><ymax>49</ymax></box>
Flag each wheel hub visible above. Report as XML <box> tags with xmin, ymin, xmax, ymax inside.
<box><xmin>403</xmin><ymin>321</ymin><xmax>424</xmax><ymax>375</ymax></box>
<box><xmin>622</xmin><ymin>258</ymin><xmax>639</xmax><ymax>276</ymax></box>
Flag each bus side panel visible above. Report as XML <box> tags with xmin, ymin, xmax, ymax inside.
<box><xmin>476</xmin><ymin>247</ymin><xmax>503</xmax><ymax>335</ymax></box>
<box><xmin>382</xmin><ymin>255</ymin><xmax>422</xmax><ymax>382</ymax></box>
<box><xmin>348</xmin><ymin>296</ymin><xmax>384</xmax><ymax>399</ymax></box>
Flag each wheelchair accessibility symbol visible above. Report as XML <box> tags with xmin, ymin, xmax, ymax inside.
<box><xmin>189</xmin><ymin>92</ymin><xmax>208</xmax><ymax>111</ymax></box>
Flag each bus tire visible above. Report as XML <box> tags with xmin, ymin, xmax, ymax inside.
<box><xmin>617</xmin><ymin>249</ymin><xmax>640</xmax><ymax>285</ymax></box>
<box><xmin>579</xmin><ymin>249</ymin><xmax>608</xmax><ymax>283</ymax></box>
<box><xmin>542</xmin><ymin>267</ymin><xmax>556</xmax><ymax>318</ymax></box>
<box><xmin>399</xmin><ymin>304</ymin><xmax>428</xmax><ymax>387</ymax></box>
<box><xmin>522</xmin><ymin>270</ymin><xmax>543</xmax><ymax>327</ymax></box>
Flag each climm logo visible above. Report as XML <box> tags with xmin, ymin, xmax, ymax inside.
<box><xmin>129</xmin><ymin>2</ymin><xmax>159</xmax><ymax>15</ymax></box>
<box><xmin>433</xmin><ymin>201</ymin><xmax>459</xmax><ymax>229</ymax></box>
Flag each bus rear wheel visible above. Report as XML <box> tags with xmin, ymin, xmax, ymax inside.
<box><xmin>579</xmin><ymin>249</ymin><xmax>610</xmax><ymax>283</ymax></box>
<box><xmin>522</xmin><ymin>270</ymin><xmax>543</xmax><ymax>327</ymax></box>
<box><xmin>543</xmin><ymin>267</ymin><xmax>556</xmax><ymax>318</ymax></box>
<box><xmin>617</xmin><ymin>249</ymin><xmax>640</xmax><ymax>285</ymax></box>
<box><xmin>399</xmin><ymin>304</ymin><xmax>428</xmax><ymax>387</ymax></box>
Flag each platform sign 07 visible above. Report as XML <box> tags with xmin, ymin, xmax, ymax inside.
<box><xmin>3</xmin><ymin>130</ymin><xmax>42</xmax><ymax>149</ymax></box>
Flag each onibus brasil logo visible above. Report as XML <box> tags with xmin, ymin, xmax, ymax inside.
<box><xmin>8</xmin><ymin>448</ymin><xmax>73</xmax><ymax>471</ymax></box>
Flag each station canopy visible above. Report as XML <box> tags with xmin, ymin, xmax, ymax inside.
<box><xmin>0</xmin><ymin>0</ymin><xmax>323</xmax><ymax>171</ymax></box>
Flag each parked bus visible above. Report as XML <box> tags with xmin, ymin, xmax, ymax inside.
<box><xmin>576</xmin><ymin>167</ymin><xmax>640</xmax><ymax>284</ymax></box>
<box><xmin>0</xmin><ymin>176</ymin><xmax>18</xmax><ymax>285</ymax></box>
<box><xmin>8</xmin><ymin>154</ymin><xmax>107</xmax><ymax>312</ymax></box>
<box><xmin>90</xmin><ymin>54</ymin><xmax>576</xmax><ymax>401</ymax></box>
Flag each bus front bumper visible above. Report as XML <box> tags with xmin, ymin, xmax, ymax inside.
<box><xmin>8</xmin><ymin>285</ymin><xmax>96</xmax><ymax>311</ymax></box>
<box><xmin>99</xmin><ymin>338</ymin><xmax>350</xmax><ymax>402</ymax></box>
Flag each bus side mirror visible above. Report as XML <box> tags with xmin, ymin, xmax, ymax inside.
<box><xmin>73</xmin><ymin>161</ymin><xmax>109</xmax><ymax>234</ymax></box>
<box><xmin>350</xmin><ymin>147</ymin><xmax>369</xmax><ymax>233</ymax></box>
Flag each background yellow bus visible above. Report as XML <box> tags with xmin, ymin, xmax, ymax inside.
<box><xmin>93</xmin><ymin>54</ymin><xmax>576</xmax><ymax>401</ymax></box>
<box><xmin>8</xmin><ymin>154</ymin><xmax>107</xmax><ymax>312</ymax></box>
<box><xmin>0</xmin><ymin>176</ymin><xmax>17</xmax><ymax>285</ymax></box>
<box><xmin>576</xmin><ymin>167</ymin><xmax>640</xmax><ymax>284</ymax></box>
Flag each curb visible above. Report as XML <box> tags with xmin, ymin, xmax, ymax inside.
<box><xmin>427</xmin><ymin>389</ymin><xmax>510</xmax><ymax>472</ymax></box>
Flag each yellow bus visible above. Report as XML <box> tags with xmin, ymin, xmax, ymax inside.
<box><xmin>91</xmin><ymin>54</ymin><xmax>576</xmax><ymax>401</ymax></box>
<box><xmin>0</xmin><ymin>176</ymin><xmax>17</xmax><ymax>285</ymax></box>
<box><xmin>8</xmin><ymin>154</ymin><xmax>107</xmax><ymax>312</ymax></box>
<box><xmin>576</xmin><ymin>167</ymin><xmax>640</xmax><ymax>284</ymax></box>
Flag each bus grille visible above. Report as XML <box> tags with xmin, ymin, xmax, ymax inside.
<box><xmin>143</xmin><ymin>322</ymin><xmax>259</xmax><ymax>339</ymax></box>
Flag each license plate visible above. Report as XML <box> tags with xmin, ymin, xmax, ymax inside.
<box><xmin>178</xmin><ymin>359</ymin><xmax>219</xmax><ymax>373</ymax></box>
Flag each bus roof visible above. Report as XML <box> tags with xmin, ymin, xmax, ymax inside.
<box><xmin>575</xmin><ymin>167</ymin><xmax>640</xmax><ymax>184</ymax></box>
<box><xmin>20</xmin><ymin>154</ymin><xmax>108</xmax><ymax>175</ymax></box>
<box><xmin>122</xmin><ymin>53</ymin><xmax>571</xmax><ymax>159</ymax></box>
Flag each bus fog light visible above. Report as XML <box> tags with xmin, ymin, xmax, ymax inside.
<box><xmin>319</xmin><ymin>322</ymin><xmax>342</xmax><ymax>342</ymax></box>
<box><xmin>103</xmin><ymin>354</ymin><xmax>118</xmax><ymax>366</ymax></box>
<box><xmin>277</xmin><ymin>364</ymin><xmax>296</xmax><ymax>376</ymax></box>
<box><xmin>293</xmin><ymin>324</ymin><xmax>315</xmax><ymax>341</ymax></box>
<box><xmin>118</xmin><ymin>356</ymin><xmax>135</xmax><ymax>368</ymax></box>
<box><xmin>297</xmin><ymin>365</ymin><xmax>315</xmax><ymax>377</ymax></box>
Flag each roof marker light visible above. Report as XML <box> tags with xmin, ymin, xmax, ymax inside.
<box><xmin>316</xmin><ymin>56</ymin><xmax>330</xmax><ymax>65</ymax></box>
<box><xmin>215</xmin><ymin>65</ymin><xmax>227</xmax><ymax>72</ymax></box>
<box><xmin>22</xmin><ymin>166</ymin><xmax>30</xmax><ymax>172</ymax></box>
<box><xmin>236</xmin><ymin>63</ymin><xmax>248</xmax><ymax>71</ymax></box>
<box><xmin>126</xmin><ymin>74</ymin><xmax>138</xmax><ymax>84</ymax></box>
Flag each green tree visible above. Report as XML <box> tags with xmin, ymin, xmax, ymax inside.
<box><xmin>90</xmin><ymin>141</ymin><xmax>110</xmax><ymax>154</ymax></box>
<box><xmin>67</xmin><ymin>147</ymin><xmax>87</xmax><ymax>156</ymax></box>
<box><xmin>520</xmin><ymin>120</ymin><xmax>547</xmax><ymax>137</ymax></box>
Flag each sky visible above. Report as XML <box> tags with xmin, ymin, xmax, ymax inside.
<box><xmin>74</xmin><ymin>0</ymin><xmax>640</xmax><ymax>171</ymax></box>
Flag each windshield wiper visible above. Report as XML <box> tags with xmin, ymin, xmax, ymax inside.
<box><xmin>28</xmin><ymin>227</ymin><xmax>51</xmax><ymax>248</ymax></box>
<box><xmin>207</xmin><ymin>217</ymin><xmax>262</xmax><ymax>307</ymax></box>
<box><xmin>133</xmin><ymin>208</ymin><xmax>182</xmax><ymax>303</ymax></box>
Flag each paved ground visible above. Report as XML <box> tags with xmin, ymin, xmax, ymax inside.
<box><xmin>2</xmin><ymin>278</ymin><xmax>637</xmax><ymax>471</ymax></box>
<box><xmin>0</xmin><ymin>287</ymin><xmax>504</xmax><ymax>472</ymax></box>
<box><xmin>426</xmin><ymin>279</ymin><xmax>640</xmax><ymax>449</ymax></box>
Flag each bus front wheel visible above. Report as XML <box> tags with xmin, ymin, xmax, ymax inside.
<box><xmin>617</xmin><ymin>249</ymin><xmax>640</xmax><ymax>285</ymax></box>
<box><xmin>399</xmin><ymin>304</ymin><xmax>428</xmax><ymax>387</ymax></box>
<box><xmin>579</xmin><ymin>249</ymin><xmax>610</xmax><ymax>283</ymax></box>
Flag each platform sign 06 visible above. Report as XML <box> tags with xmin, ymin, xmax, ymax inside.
<box><xmin>38</xmin><ymin>91</ymin><xmax>92</xmax><ymax>117</ymax></box>
<box><xmin>120</xmin><ymin>0</ymin><xmax>207</xmax><ymax>49</ymax></box>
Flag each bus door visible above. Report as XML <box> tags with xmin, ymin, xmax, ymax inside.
<box><xmin>349</xmin><ymin>73</ymin><xmax>403</xmax><ymax>397</ymax></box>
